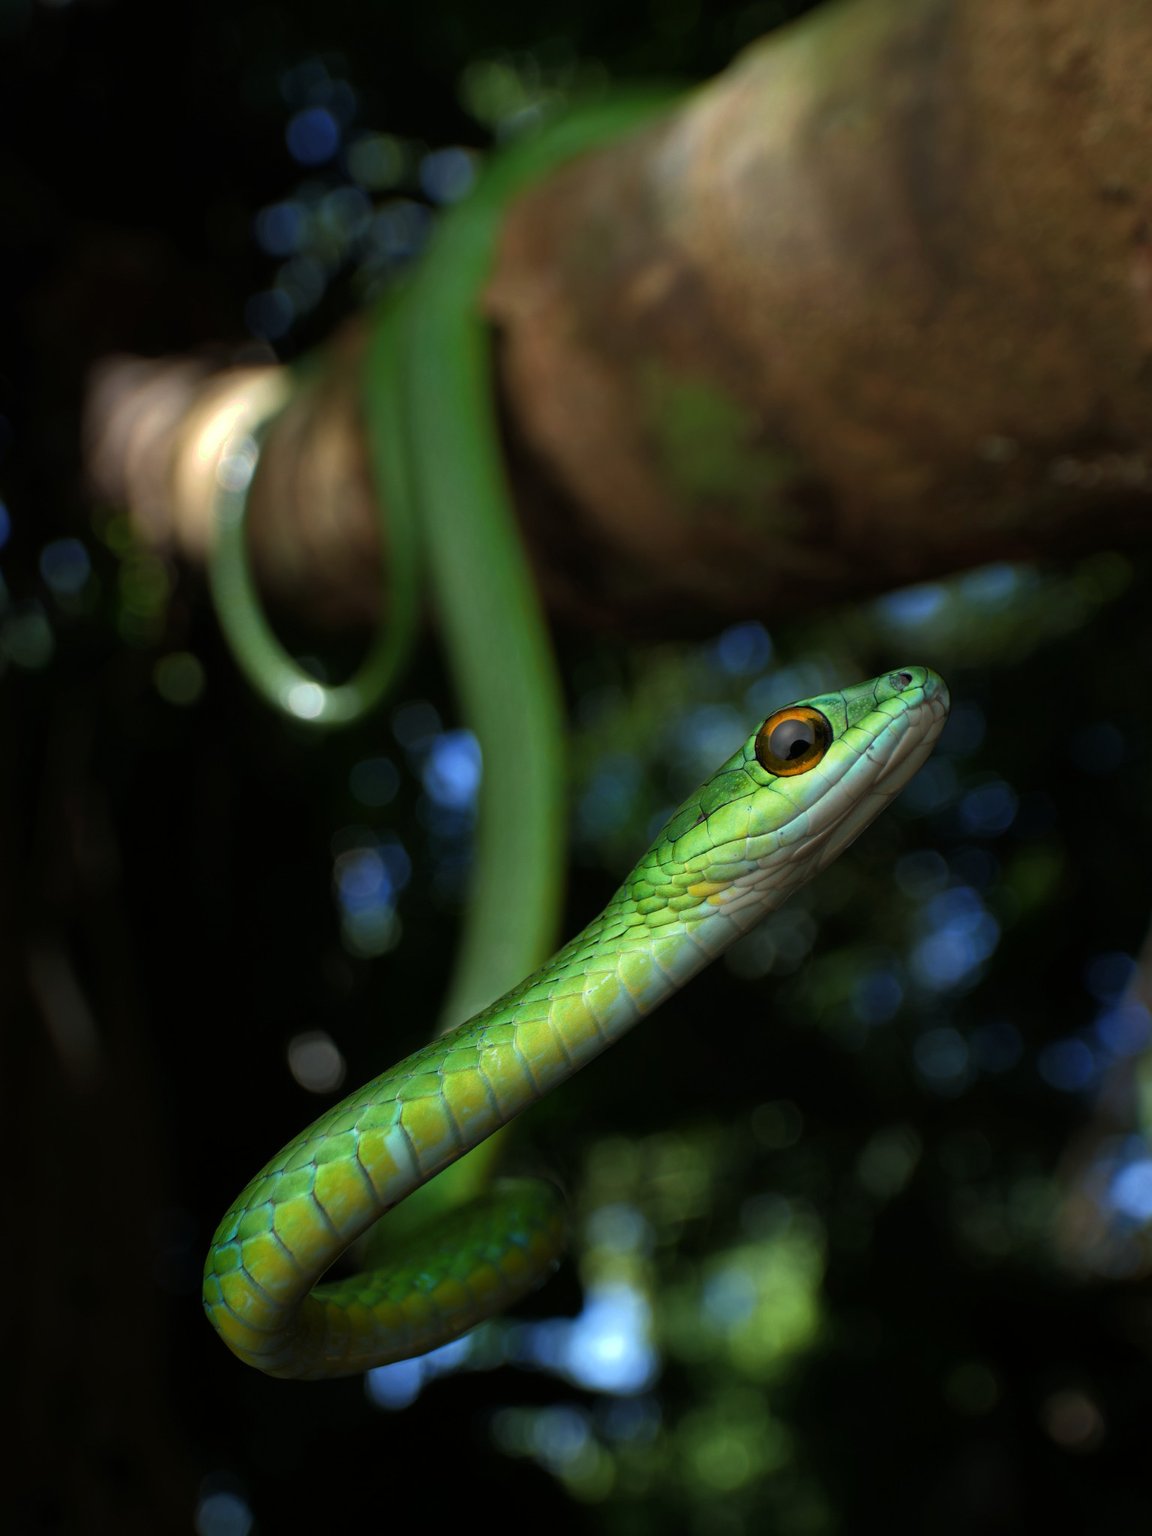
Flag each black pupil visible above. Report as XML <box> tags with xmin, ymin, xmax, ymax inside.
<box><xmin>768</xmin><ymin>719</ymin><xmax>815</xmax><ymax>761</ymax></box>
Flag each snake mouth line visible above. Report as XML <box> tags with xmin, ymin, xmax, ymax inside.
<box><xmin>808</xmin><ymin>686</ymin><xmax>949</xmax><ymax>875</ymax></box>
<box><xmin>875</xmin><ymin>691</ymin><xmax>950</xmax><ymax>790</ymax></box>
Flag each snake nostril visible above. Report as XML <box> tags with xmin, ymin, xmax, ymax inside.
<box><xmin>891</xmin><ymin>671</ymin><xmax>914</xmax><ymax>690</ymax></box>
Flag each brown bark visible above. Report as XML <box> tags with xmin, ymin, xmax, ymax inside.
<box><xmin>86</xmin><ymin>0</ymin><xmax>1152</xmax><ymax>636</ymax></box>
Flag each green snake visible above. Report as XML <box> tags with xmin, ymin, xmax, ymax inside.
<box><xmin>206</xmin><ymin>94</ymin><xmax>686</xmax><ymax>1278</ymax></box>
<box><xmin>209</xmin><ymin>93</ymin><xmax>680</xmax><ymax>1031</ymax></box>
<box><xmin>204</xmin><ymin>666</ymin><xmax>949</xmax><ymax>1378</ymax></box>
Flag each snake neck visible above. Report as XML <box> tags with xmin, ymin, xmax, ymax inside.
<box><xmin>444</xmin><ymin>879</ymin><xmax>734</xmax><ymax>1108</ymax></box>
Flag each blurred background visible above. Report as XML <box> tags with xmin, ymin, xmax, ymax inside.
<box><xmin>4</xmin><ymin>1</ymin><xmax>1152</xmax><ymax>1533</ymax></box>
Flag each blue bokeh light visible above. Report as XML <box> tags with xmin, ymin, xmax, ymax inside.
<box><xmin>957</xmin><ymin>779</ymin><xmax>1018</xmax><ymax>838</ymax></box>
<box><xmin>318</xmin><ymin>185</ymin><xmax>372</xmax><ymax>242</ymax></box>
<box><xmin>852</xmin><ymin>967</ymin><xmax>904</xmax><ymax>1026</ymax></box>
<box><xmin>701</xmin><ymin>1263</ymin><xmax>758</xmax><ymax>1328</ymax></box>
<box><xmin>286</xmin><ymin>106</ymin><xmax>341</xmax><ymax>165</ymax></box>
<box><xmin>517</xmin><ymin>1281</ymin><xmax>657</xmax><ymax>1395</ymax></box>
<box><xmin>363</xmin><ymin>1277</ymin><xmax>660</xmax><ymax>1412</ymax></box>
<box><xmin>713</xmin><ymin>620</ymin><xmax>772</xmax><ymax>676</ymax></box>
<box><xmin>674</xmin><ymin>703</ymin><xmax>744</xmax><ymax>777</ymax></box>
<box><xmin>1093</xmin><ymin>1002</ymin><xmax>1151</xmax><ymax>1058</ymax></box>
<box><xmin>1037</xmin><ymin>1037</ymin><xmax>1098</xmax><ymax>1093</ymax></box>
<box><xmin>335</xmin><ymin>847</ymin><xmax>394</xmax><ymax>913</ymax></box>
<box><xmin>253</xmin><ymin>200</ymin><xmax>305</xmax><ymax>257</ymax></box>
<box><xmin>365</xmin><ymin>1334</ymin><xmax>472</xmax><ymax>1410</ymax></box>
<box><xmin>194</xmin><ymin>1489</ymin><xmax>254</xmax><ymax>1536</ymax></box>
<box><xmin>585</xmin><ymin>1200</ymin><xmax>651</xmax><ymax>1255</ymax></box>
<box><xmin>911</xmin><ymin>885</ymin><xmax>1000</xmax><ymax>992</ymax></box>
<box><xmin>1084</xmin><ymin>951</ymin><xmax>1135</xmax><ymax>1004</ymax></box>
<box><xmin>899</xmin><ymin>756</ymin><xmax>959</xmax><ymax>816</ymax></box>
<box><xmin>958</xmin><ymin>563</ymin><xmax>1022</xmax><ymax>606</ymax></box>
<box><xmin>939</xmin><ymin>700</ymin><xmax>986</xmax><ymax>756</ymax></box>
<box><xmin>419</xmin><ymin>146</ymin><xmax>477</xmax><ymax>204</ymax></box>
<box><xmin>1108</xmin><ymin>1158</ymin><xmax>1152</xmax><ymax>1222</ymax></box>
<box><xmin>422</xmin><ymin>730</ymin><xmax>482</xmax><ymax>811</ymax></box>
<box><xmin>330</xmin><ymin>831</ymin><xmax>410</xmax><ymax>958</ymax></box>
<box><xmin>39</xmin><ymin>537</ymin><xmax>91</xmax><ymax>596</ymax></box>
<box><xmin>876</xmin><ymin>582</ymin><xmax>946</xmax><ymax>627</ymax></box>
<box><xmin>578</xmin><ymin>755</ymin><xmax>640</xmax><ymax>840</ymax></box>
<box><xmin>529</xmin><ymin>1405</ymin><xmax>592</xmax><ymax>1470</ymax></box>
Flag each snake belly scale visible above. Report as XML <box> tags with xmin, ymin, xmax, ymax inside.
<box><xmin>203</xmin><ymin>666</ymin><xmax>948</xmax><ymax>1379</ymax></box>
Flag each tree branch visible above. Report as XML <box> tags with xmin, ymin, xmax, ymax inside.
<box><xmin>85</xmin><ymin>0</ymin><xmax>1152</xmax><ymax>636</ymax></box>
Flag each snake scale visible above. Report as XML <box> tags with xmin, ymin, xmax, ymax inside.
<box><xmin>204</xmin><ymin>667</ymin><xmax>948</xmax><ymax>1378</ymax></box>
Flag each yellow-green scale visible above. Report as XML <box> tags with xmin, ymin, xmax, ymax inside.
<box><xmin>203</xmin><ymin>669</ymin><xmax>950</xmax><ymax>1379</ymax></box>
<box><xmin>203</xmin><ymin>881</ymin><xmax>725</xmax><ymax>1378</ymax></box>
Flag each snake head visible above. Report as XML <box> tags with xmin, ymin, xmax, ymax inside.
<box><xmin>624</xmin><ymin>666</ymin><xmax>950</xmax><ymax>944</ymax></box>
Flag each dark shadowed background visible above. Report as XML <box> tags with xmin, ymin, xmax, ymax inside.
<box><xmin>3</xmin><ymin>2</ymin><xmax>1152</xmax><ymax>1533</ymax></box>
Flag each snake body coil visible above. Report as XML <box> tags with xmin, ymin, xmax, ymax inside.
<box><xmin>204</xmin><ymin>667</ymin><xmax>948</xmax><ymax>1379</ymax></box>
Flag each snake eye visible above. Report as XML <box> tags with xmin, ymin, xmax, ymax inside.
<box><xmin>754</xmin><ymin>705</ymin><xmax>832</xmax><ymax>777</ymax></box>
